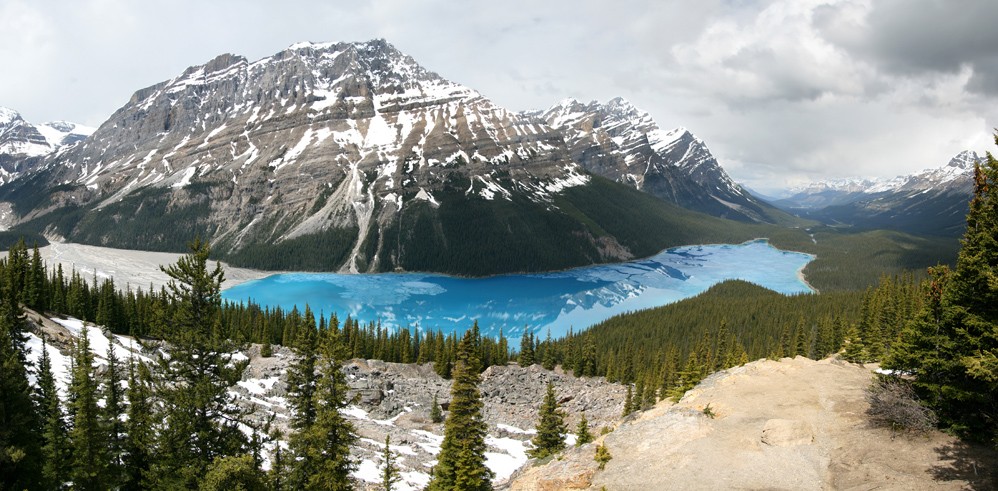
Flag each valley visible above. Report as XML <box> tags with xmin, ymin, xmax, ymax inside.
<box><xmin>0</xmin><ymin>24</ymin><xmax>994</xmax><ymax>491</ymax></box>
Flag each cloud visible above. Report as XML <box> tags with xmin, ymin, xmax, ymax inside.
<box><xmin>815</xmin><ymin>0</ymin><xmax>998</xmax><ymax>95</ymax></box>
<box><xmin>2</xmin><ymin>0</ymin><xmax>996</xmax><ymax>192</ymax></box>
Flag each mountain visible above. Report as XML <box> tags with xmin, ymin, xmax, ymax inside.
<box><xmin>766</xmin><ymin>151</ymin><xmax>980</xmax><ymax>237</ymax></box>
<box><xmin>534</xmin><ymin>98</ymin><xmax>782</xmax><ymax>223</ymax></box>
<box><xmin>0</xmin><ymin>107</ymin><xmax>93</xmax><ymax>184</ymax></box>
<box><xmin>0</xmin><ymin>40</ymin><xmax>765</xmax><ymax>275</ymax></box>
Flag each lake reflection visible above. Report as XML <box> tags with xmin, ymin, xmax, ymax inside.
<box><xmin>221</xmin><ymin>239</ymin><xmax>814</xmax><ymax>338</ymax></box>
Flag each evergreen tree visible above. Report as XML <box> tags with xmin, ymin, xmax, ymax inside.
<box><xmin>37</xmin><ymin>336</ymin><xmax>70</xmax><ymax>489</ymax></box>
<box><xmin>148</xmin><ymin>239</ymin><xmax>249</xmax><ymax>488</ymax></box>
<box><xmin>0</xmin><ymin>259</ymin><xmax>42</xmax><ymax>490</ymax></box>
<box><xmin>123</xmin><ymin>358</ymin><xmax>154</xmax><ymax>491</ymax></box>
<box><xmin>291</xmin><ymin>326</ymin><xmax>356</xmax><ymax>490</ymax></box>
<box><xmin>381</xmin><ymin>435</ymin><xmax>401</xmax><ymax>491</ymax></box>
<box><xmin>541</xmin><ymin>329</ymin><xmax>556</xmax><ymax>370</ymax></box>
<box><xmin>621</xmin><ymin>385</ymin><xmax>634</xmax><ymax>417</ymax></box>
<box><xmin>528</xmin><ymin>382</ymin><xmax>567</xmax><ymax>459</ymax></box>
<box><xmin>199</xmin><ymin>454</ymin><xmax>267</xmax><ymax>491</ymax></box>
<box><xmin>887</xmin><ymin>150</ymin><xmax>998</xmax><ymax>444</ymax></box>
<box><xmin>519</xmin><ymin>330</ymin><xmax>534</xmax><ymax>367</ymax></box>
<box><xmin>428</xmin><ymin>329</ymin><xmax>492</xmax><ymax>490</ymax></box>
<box><xmin>430</xmin><ymin>392</ymin><xmax>444</xmax><ymax>424</ymax></box>
<box><xmin>102</xmin><ymin>332</ymin><xmax>126</xmax><ymax>486</ymax></box>
<box><xmin>575</xmin><ymin>412</ymin><xmax>593</xmax><ymax>446</ymax></box>
<box><xmin>286</xmin><ymin>320</ymin><xmax>320</xmax><ymax>489</ymax></box>
<box><xmin>594</xmin><ymin>443</ymin><xmax>612</xmax><ymax>470</ymax></box>
<box><xmin>68</xmin><ymin>326</ymin><xmax>110</xmax><ymax>489</ymax></box>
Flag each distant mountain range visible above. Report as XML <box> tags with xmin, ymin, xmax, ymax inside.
<box><xmin>0</xmin><ymin>39</ymin><xmax>781</xmax><ymax>274</ymax></box>
<box><xmin>0</xmin><ymin>107</ymin><xmax>93</xmax><ymax>184</ymax></box>
<box><xmin>761</xmin><ymin>151</ymin><xmax>981</xmax><ymax>237</ymax></box>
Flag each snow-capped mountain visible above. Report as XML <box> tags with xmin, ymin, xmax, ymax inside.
<box><xmin>0</xmin><ymin>107</ymin><xmax>94</xmax><ymax>183</ymax></box>
<box><xmin>769</xmin><ymin>151</ymin><xmax>982</xmax><ymax>236</ymax></box>
<box><xmin>534</xmin><ymin>98</ymin><xmax>780</xmax><ymax>223</ymax></box>
<box><xmin>0</xmin><ymin>40</ymin><xmax>760</xmax><ymax>274</ymax></box>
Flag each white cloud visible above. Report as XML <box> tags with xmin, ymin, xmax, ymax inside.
<box><xmin>1</xmin><ymin>0</ymin><xmax>996</xmax><ymax>192</ymax></box>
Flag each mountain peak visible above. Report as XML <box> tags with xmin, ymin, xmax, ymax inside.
<box><xmin>947</xmin><ymin>150</ymin><xmax>980</xmax><ymax>170</ymax></box>
<box><xmin>0</xmin><ymin>106</ymin><xmax>22</xmax><ymax>126</ymax></box>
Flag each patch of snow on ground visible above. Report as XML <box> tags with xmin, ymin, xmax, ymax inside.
<box><xmin>352</xmin><ymin>458</ymin><xmax>382</xmax><ymax>483</ymax></box>
<box><xmin>24</xmin><ymin>332</ymin><xmax>72</xmax><ymax>396</ymax></box>
<box><xmin>237</xmin><ymin>376</ymin><xmax>280</xmax><ymax>396</ymax></box>
<box><xmin>496</xmin><ymin>423</ymin><xmax>536</xmax><ymax>435</ymax></box>
<box><xmin>412</xmin><ymin>430</ymin><xmax>443</xmax><ymax>455</ymax></box>
<box><xmin>343</xmin><ymin>405</ymin><xmax>371</xmax><ymax>420</ymax></box>
<box><xmin>484</xmin><ymin>435</ymin><xmax>529</xmax><ymax>481</ymax></box>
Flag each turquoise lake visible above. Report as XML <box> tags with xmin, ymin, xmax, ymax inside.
<box><xmin>221</xmin><ymin>239</ymin><xmax>814</xmax><ymax>339</ymax></box>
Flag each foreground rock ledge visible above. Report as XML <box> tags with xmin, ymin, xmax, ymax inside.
<box><xmin>504</xmin><ymin>356</ymin><xmax>996</xmax><ymax>491</ymax></box>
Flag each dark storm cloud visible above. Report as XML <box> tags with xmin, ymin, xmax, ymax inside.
<box><xmin>815</xmin><ymin>0</ymin><xmax>998</xmax><ymax>95</ymax></box>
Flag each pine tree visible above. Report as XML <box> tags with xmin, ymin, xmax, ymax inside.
<box><xmin>575</xmin><ymin>412</ymin><xmax>593</xmax><ymax>446</ymax></box>
<box><xmin>123</xmin><ymin>358</ymin><xmax>154</xmax><ymax>491</ymax></box>
<box><xmin>0</xmin><ymin>260</ymin><xmax>42</xmax><ymax>489</ymax></box>
<box><xmin>290</xmin><ymin>326</ymin><xmax>356</xmax><ymax>490</ymax></box>
<box><xmin>428</xmin><ymin>329</ymin><xmax>492</xmax><ymax>490</ymax></box>
<box><xmin>381</xmin><ymin>435</ymin><xmax>401</xmax><ymax>491</ymax></box>
<box><xmin>37</xmin><ymin>336</ymin><xmax>70</xmax><ymax>489</ymax></box>
<box><xmin>148</xmin><ymin>239</ymin><xmax>249</xmax><ymax>488</ymax></box>
<box><xmin>430</xmin><ymin>392</ymin><xmax>444</xmax><ymax>424</ymax></box>
<box><xmin>286</xmin><ymin>320</ymin><xmax>320</xmax><ymax>489</ymax></box>
<box><xmin>594</xmin><ymin>443</ymin><xmax>612</xmax><ymax>470</ymax></box>
<box><xmin>519</xmin><ymin>330</ymin><xmax>534</xmax><ymax>367</ymax></box>
<box><xmin>199</xmin><ymin>454</ymin><xmax>267</xmax><ymax>491</ymax></box>
<box><xmin>68</xmin><ymin>326</ymin><xmax>110</xmax><ymax>489</ymax></box>
<box><xmin>621</xmin><ymin>384</ymin><xmax>634</xmax><ymax>417</ymax></box>
<box><xmin>886</xmin><ymin>151</ymin><xmax>998</xmax><ymax>443</ymax></box>
<box><xmin>103</xmin><ymin>332</ymin><xmax>126</xmax><ymax>486</ymax></box>
<box><xmin>541</xmin><ymin>329</ymin><xmax>556</xmax><ymax>370</ymax></box>
<box><xmin>529</xmin><ymin>382</ymin><xmax>567</xmax><ymax>459</ymax></box>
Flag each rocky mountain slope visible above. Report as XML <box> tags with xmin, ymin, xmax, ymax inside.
<box><xmin>534</xmin><ymin>98</ymin><xmax>781</xmax><ymax>223</ymax></box>
<box><xmin>0</xmin><ymin>106</ymin><xmax>93</xmax><ymax>184</ymax></box>
<box><xmin>506</xmin><ymin>356</ymin><xmax>996</xmax><ymax>490</ymax></box>
<box><xmin>23</xmin><ymin>311</ymin><xmax>626</xmax><ymax>490</ymax></box>
<box><xmin>765</xmin><ymin>151</ymin><xmax>981</xmax><ymax>236</ymax></box>
<box><xmin>0</xmin><ymin>40</ymin><xmax>770</xmax><ymax>275</ymax></box>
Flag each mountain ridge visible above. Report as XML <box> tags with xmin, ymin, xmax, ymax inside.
<box><xmin>762</xmin><ymin>151</ymin><xmax>980</xmax><ymax>236</ymax></box>
<box><xmin>2</xmin><ymin>39</ymin><xmax>779</xmax><ymax>274</ymax></box>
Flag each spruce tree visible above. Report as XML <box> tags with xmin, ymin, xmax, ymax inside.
<box><xmin>381</xmin><ymin>435</ymin><xmax>401</xmax><ymax>491</ymax></box>
<box><xmin>529</xmin><ymin>382</ymin><xmax>567</xmax><ymax>459</ymax></box>
<box><xmin>68</xmin><ymin>326</ymin><xmax>110</xmax><ymax>489</ymax></box>
<box><xmin>428</xmin><ymin>329</ymin><xmax>492</xmax><ymax>491</ymax></box>
<box><xmin>594</xmin><ymin>443</ymin><xmax>612</xmax><ymax>470</ymax></box>
<box><xmin>430</xmin><ymin>392</ymin><xmax>444</xmax><ymax>424</ymax></box>
<box><xmin>123</xmin><ymin>358</ymin><xmax>154</xmax><ymax>491</ymax></box>
<box><xmin>290</xmin><ymin>326</ymin><xmax>356</xmax><ymax>490</ymax></box>
<box><xmin>621</xmin><ymin>385</ymin><xmax>634</xmax><ymax>417</ymax></box>
<box><xmin>575</xmin><ymin>412</ymin><xmax>593</xmax><ymax>446</ymax></box>
<box><xmin>0</xmin><ymin>260</ymin><xmax>42</xmax><ymax>490</ymax></box>
<box><xmin>541</xmin><ymin>329</ymin><xmax>556</xmax><ymax>370</ymax></box>
<box><xmin>37</xmin><ymin>336</ymin><xmax>70</xmax><ymax>489</ymax></box>
<box><xmin>148</xmin><ymin>239</ymin><xmax>249</xmax><ymax>488</ymax></box>
<box><xmin>102</xmin><ymin>334</ymin><xmax>126</xmax><ymax>486</ymax></box>
<box><xmin>886</xmin><ymin>149</ymin><xmax>998</xmax><ymax>443</ymax></box>
<box><xmin>519</xmin><ymin>330</ymin><xmax>534</xmax><ymax>367</ymax></box>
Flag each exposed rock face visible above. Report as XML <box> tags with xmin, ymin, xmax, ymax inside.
<box><xmin>506</xmin><ymin>357</ymin><xmax>996</xmax><ymax>490</ymax></box>
<box><xmin>2</xmin><ymin>39</ymin><xmax>782</xmax><ymax>274</ymax></box>
<box><xmin>27</xmin><ymin>312</ymin><xmax>628</xmax><ymax>489</ymax></box>
<box><xmin>534</xmin><ymin>98</ymin><xmax>778</xmax><ymax>223</ymax></box>
<box><xmin>14</xmin><ymin>40</ymin><xmax>595</xmax><ymax>269</ymax></box>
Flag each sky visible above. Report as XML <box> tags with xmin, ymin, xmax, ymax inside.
<box><xmin>2</xmin><ymin>0</ymin><xmax>997</xmax><ymax>194</ymax></box>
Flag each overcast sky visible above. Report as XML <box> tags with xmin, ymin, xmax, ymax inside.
<box><xmin>3</xmin><ymin>0</ymin><xmax>997</xmax><ymax>193</ymax></box>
